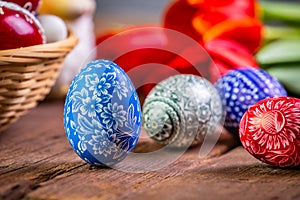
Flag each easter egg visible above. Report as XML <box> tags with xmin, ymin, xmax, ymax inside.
<box><xmin>0</xmin><ymin>1</ymin><xmax>45</xmax><ymax>50</ymax></box>
<box><xmin>239</xmin><ymin>96</ymin><xmax>300</xmax><ymax>167</ymax></box>
<box><xmin>38</xmin><ymin>14</ymin><xmax>67</xmax><ymax>43</ymax></box>
<box><xmin>215</xmin><ymin>69</ymin><xmax>287</xmax><ymax>135</ymax></box>
<box><xmin>2</xmin><ymin>0</ymin><xmax>41</xmax><ymax>13</ymax></box>
<box><xmin>143</xmin><ymin>74</ymin><xmax>223</xmax><ymax>148</ymax></box>
<box><xmin>38</xmin><ymin>0</ymin><xmax>96</xmax><ymax>20</ymax></box>
<box><xmin>64</xmin><ymin>59</ymin><xmax>142</xmax><ymax>167</ymax></box>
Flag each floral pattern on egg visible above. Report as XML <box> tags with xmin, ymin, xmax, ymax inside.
<box><xmin>239</xmin><ymin>96</ymin><xmax>300</xmax><ymax>167</ymax></box>
<box><xmin>143</xmin><ymin>75</ymin><xmax>223</xmax><ymax>148</ymax></box>
<box><xmin>64</xmin><ymin>60</ymin><xmax>142</xmax><ymax>167</ymax></box>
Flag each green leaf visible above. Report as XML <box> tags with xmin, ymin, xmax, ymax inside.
<box><xmin>256</xmin><ymin>39</ymin><xmax>300</xmax><ymax>65</ymax></box>
<box><xmin>260</xmin><ymin>0</ymin><xmax>300</xmax><ymax>24</ymax></box>
<box><xmin>265</xmin><ymin>25</ymin><xmax>300</xmax><ymax>41</ymax></box>
<box><xmin>266</xmin><ymin>63</ymin><xmax>300</xmax><ymax>96</ymax></box>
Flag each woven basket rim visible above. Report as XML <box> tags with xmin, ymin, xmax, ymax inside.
<box><xmin>0</xmin><ymin>30</ymin><xmax>78</xmax><ymax>65</ymax></box>
<box><xmin>0</xmin><ymin>30</ymin><xmax>78</xmax><ymax>53</ymax></box>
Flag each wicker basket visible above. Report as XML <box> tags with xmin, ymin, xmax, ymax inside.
<box><xmin>0</xmin><ymin>31</ymin><xmax>78</xmax><ymax>132</ymax></box>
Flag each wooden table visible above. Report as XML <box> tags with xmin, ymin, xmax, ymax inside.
<box><xmin>1</xmin><ymin>100</ymin><xmax>299</xmax><ymax>200</ymax></box>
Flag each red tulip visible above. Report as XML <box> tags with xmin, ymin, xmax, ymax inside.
<box><xmin>204</xmin><ymin>39</ymin><xmax>259</xmax><ymax>82</ymax></box>
<box><xmin>96</xmin><ymin>25</ymin><xmax>259</xmax><ymax>100</ymax></box>
<box><xmin>187</xmin><ymin>0</ymin><xmax>257</xmax><ymax>17</ymax></box>
<box><xmin>96</xmin><ymin>25</ymin><xmax>177</xmax><ymax>71</ymax></box>
<box><xmin>163</xmin><ymin>0</ymin><xmax>201</xmax><ymax>42</ymax></box>
<box><xmin>137</xmin><ymin>43</ymin><xmax>211</xmax><ymax>95</ymax></box>
<box><xmin>202</xmin><ymin>17</ymin><xmax>264</xmax><ymax>53</ymax></box>
<box><xmin>163</xmin><ymin>0</ymin><xmax>263</xmax><ymax>53</ymax></box>
<box><xmin>141</xmin><ymin>38</ymin><xmax>259</xmax><ymax>88</ymax></box>
<box><xmin>96</xmin><ymin>25</ymin><xmax>218</xmax><ymax>100</ymax></box>
<box><xmin>187</xmin><ymin>0</ymin><xmax>234</xmax><ymax>7</ymax></box>
<box><xmin>204</xmin><ymin>39</ymin><xmax>258</xmax><ymax>70</ymax></box>
<box><xmin>167</xmin><ymin>39</ymin><xmax>259</xmax><ymax>83</ymax></box>
<box><xmin>191</xmin><ymin>2</ymin><xmax>257</xmax><ymax>35</ymax></box>
<box><xmin>96</xmin><ymin>26</ymin><xmax>180</xmax><ymax>102</ymax></box>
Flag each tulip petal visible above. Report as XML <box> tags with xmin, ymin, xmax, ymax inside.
<box><xmin>205</xmin><ymin>39</ymin><xmax>258</xmax><ymax>68</ymax></box>
<box><xmin>187</xmin><ymin>0</ymin><xmax>235</xmax><ymax>7</ymax></box>
<box><xmin>188</xmin><ymin>0</ymin><xmax>256</xmax><ymax>17</ymax></box>
<box><xmin>205</xmin><ymin>39</ymin><xmax>258</xmax><ymax>83</ymax></box>
<box><xmin>192</xmin><ymin>11</ymin><xmax>230</xmax><ymax>35</ymax></box>
<box><xmin>167</xmin><ymin>45</ymin><xmax>211</xmax><ymax>78</ymax></box>
<box><xmin>203</xmin><ymin>18</ymin><xmax>264</xmax><ymax>53</ymax></box>
<box><xmin>163</xmin><ymin>0</ymin><xmax>202</xmax><ymax>41</ymax></box>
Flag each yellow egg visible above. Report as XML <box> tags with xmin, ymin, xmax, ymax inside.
<box><xmin>38</xmin><ymin>0</ymin><xmax>96</xmax><ymax>20</ymax></box>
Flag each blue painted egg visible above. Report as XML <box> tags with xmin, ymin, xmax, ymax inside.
<box><xmin>215</xmin><ymin>69</ymin><xmax>287</xmax><ymax>135</ymax></box>
<box><xmin>64</xmin><ymin>59</ymin><xmax>142</xmax><ymax>167</ymax></box>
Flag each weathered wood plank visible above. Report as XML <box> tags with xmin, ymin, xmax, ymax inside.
<box><xmin>0</xmin><ymin>101</ymin><xmax>86</xmax><ymax>199</ymax></box>
<box><xmin>0</xmin><ymin>101</ymin><xmax>299</xmax><ymax>200</ymax></box>
<box><xmin>123</xmin><ymin>148</ymin><xmax>300</xmax><ymax>200</ymax></box>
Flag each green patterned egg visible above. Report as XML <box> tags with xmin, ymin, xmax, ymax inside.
<box><xmin>143</xmin><ymin>74</ymin><xmax>223</xmax><ymax>148</ymax></box>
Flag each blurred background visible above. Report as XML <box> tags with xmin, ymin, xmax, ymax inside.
<box><xmin>94</xmin><ymin>0</ymin><xmax>298</xmax><ymax>34</ymax></box>
<box><xmin>44</xmin><ymin>0</ymin><xmax>300</xmax><ymax>99</ymax></box>
<box><xmin>93</xmin><ymin>0</ymin><xmax>300</xmax><ymax>99</ymax></box>
<box><xmin>94</xmin><ymin>0</ymin><xmax>172</xmax><ymax>35</ymax></box>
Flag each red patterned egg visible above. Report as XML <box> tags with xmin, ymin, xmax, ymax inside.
<box><xmin>239</xmin><ymin>96</ymin><xmax>300</xmax><ymax>168</ymax></box>
<box><xmin>0</xmin><ymin>1</ymin><xmax>45</xmax><ymax>50</ymax></box>
<box><xmin>1</xmin><ymin>0</ymin><xmax>41</xmax><ymax>13</ymax></box>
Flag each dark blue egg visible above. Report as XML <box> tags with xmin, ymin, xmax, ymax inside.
<box><xmin>215</xmin><ymin>69</ymin><xmax>287</xmax><ymax>135</ymax></box>
<box><xmin>64</xmin><ymin>59</ymin><xmax>142</xmax><ymax>167</ymax></box>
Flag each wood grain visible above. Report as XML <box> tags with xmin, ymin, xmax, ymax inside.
<box><xmin>0</xmin><ymin>101</ymin><xmax>299</xmax><ymax>200</ymax></box>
